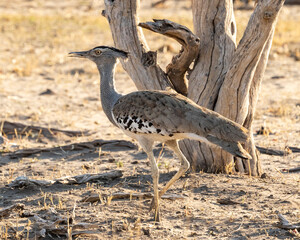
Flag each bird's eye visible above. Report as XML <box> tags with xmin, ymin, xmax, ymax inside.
<box><xmin>94</xmin><ymin>50</ymin><xmax>101</xmax><ymax>55</ymax></box>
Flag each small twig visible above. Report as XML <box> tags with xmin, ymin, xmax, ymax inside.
<box><xmin>232</xmin><ymin>217</ymin><xmax>244</xmax><ymax>233</ymax></box>
<box><xmin>281</xmin><ymin>166</ymin><xmax>300</xmax><ymax>173</ymax></box>
<box><xmin>256</xmin><ymin>146</ymin><xmax>286</xmax><ymax>156</ymax></box>
<box><xmin>31</xmin><ymin>212</ymin><xmax>100</xmax><ymax>238</ymax></box>
<box><xmin>217</xmin><ymin>198</ymin><xmax>239</xmax><ymax>205</ymax></box>
<box><xmin>256</xmin><ymin>145</ymin><xmax>300</xmax><ymax>156</ymax></box>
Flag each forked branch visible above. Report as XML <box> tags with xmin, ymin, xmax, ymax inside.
<box><xmin>139</xmin><ymin>19</ymin><xmax>200</xmax><ymax>95</ymax></box>
<box><xmin>215</xmin><ymin>0</ymin><xmax>285</xmax><ymax>124</ymax></box>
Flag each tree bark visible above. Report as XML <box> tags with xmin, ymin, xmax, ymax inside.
<box><xmin>103</xmin><ymin>0</ymin><xmax>172</xmax><ymax>91</ymax></box>
<box><xmin>180</xmin><ymin>0</ymin><xmax>237</xmax><ymax>172</ymax></box>
<box><xmin>213</xmin><ymin>0</ymin><xmax>284</xmax><ymax>175</ymax></box>
<box><xmin>103</xmin><ymin>0</ymin><xmax>285</xmax><ymax>176</ymax></box>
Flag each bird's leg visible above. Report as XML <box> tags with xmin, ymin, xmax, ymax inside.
<box><xmin>146</xmin><ymin>151</ymin><xmax>160</xmax><ymax>222</ymax></box>
<box><xmin>137</xmin><ymin>137</ymin><xmax>160</xmax><ymax>222</ymax></box>
<box><xmin>150</xmin><ymin>140</ymin><xmax>190</xmax><ymax>210</ymax></box>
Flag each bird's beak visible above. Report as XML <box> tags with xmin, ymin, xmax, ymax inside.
<box><xmin>68</xmin><ymin>51</ymin><xmax>89</xmax><ymax>58</ymax></box>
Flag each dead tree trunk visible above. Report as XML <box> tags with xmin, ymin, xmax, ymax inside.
<box><xmin>103</xmin><ymin>0</ymin><xmax>285</xmax><ymax>176</ymax></box>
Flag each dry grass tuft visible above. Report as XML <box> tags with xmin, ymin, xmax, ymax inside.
<box><xmin>268</xmin><ymin>105</ymin><xmax>293</xmax><ymax>117</ymax></box>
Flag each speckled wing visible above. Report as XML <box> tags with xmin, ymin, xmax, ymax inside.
<box><xmin>112</xmin><ymin>91</ymin><xmax>248</xmax><ymax>143</ymax></box>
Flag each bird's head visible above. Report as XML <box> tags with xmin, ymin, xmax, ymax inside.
<box><xmin>68</xmin><ymin>46</ymin><xmax>128</xmax><ymax>64</ymax></box>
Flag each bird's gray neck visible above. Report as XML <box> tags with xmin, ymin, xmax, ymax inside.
<box><xmin>97</xmin><ymin>58</ymin><xmax>122</xmax><ymax>126</ymax></box>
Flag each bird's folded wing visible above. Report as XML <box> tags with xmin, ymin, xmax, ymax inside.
<box><xmin>113</xmin><ymin>91</ymin><xmax>249</xmax><ymax>143</ymax></box>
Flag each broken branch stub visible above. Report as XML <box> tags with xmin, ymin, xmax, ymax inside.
<box><xmin>139</xmin><ymin>19</ymin><xmax>200</xmax><ymax>95</ymax></box>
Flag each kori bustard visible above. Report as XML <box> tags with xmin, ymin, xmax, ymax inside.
<box><xmin>69</xmin><ymin>46</ymin><xmax>251</xmax><ymax>221</ymax></box>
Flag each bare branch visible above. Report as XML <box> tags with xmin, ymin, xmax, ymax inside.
<box><xmin>139</xmin><ymin>19</ymin><xmax>200</xmax><ymax>95</ymax></box>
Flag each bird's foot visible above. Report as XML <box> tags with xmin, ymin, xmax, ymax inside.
<box><xmin>149</xmin><ymin>197</ymin><xmax>160</xmax><ymax>222</ymax></box>
<box><xmin>149</xmin><ymin>196</ymin><xmax>160</xmax><ymax>212</ymax></box>
<box><xmin>149</xmin><ymin>198</ymin><xmax>155</xmax><ymax>212</ymax></box>
<box><xmin>153</xmin><ymin>208</ymin><xmax>160</xmax><ymax>222</ymax></box>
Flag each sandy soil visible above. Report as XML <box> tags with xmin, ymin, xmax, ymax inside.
<box><xmin>0</xmin><ymin>1</ymin><xmax>299</xmax><ymax>239</ymax></box>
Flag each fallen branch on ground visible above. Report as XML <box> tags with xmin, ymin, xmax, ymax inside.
<box><xmin>7</xmin><ymin>170</ymin><xmax>123</xmax><ymax>188</ymax></box>
<box><xmin>7</xmin><ymin>176</ymin><xmax>54</xmax><ymax>188</ymax></box>
<box><xmin>276</xmin><ymin>213</ymin><xmax>300</xmax><ymax>237</ymax></box>
<box><xmin>281</xmin><ymin>167</ymin><xmax>300</xmax><ymax>173</ymax></box>
<box><xmin>81</xmin><ymin>192</ymin><xmax>185</xmax><ymax>203</ymax></box>
<box><xmin>1</xmin><ymin>120</ymin><xmax>90</xmax><ymax>138</ymax></box>
<box><xmin>56</xmin><ymin>170</ymin><xmax>123</xmax><ymax>184</ymax></box>
<box><xmin>256</xmin><ymin>146</ymin><xmax>300</xmax><ymax>156</ymax></box>
<box><xmin>31</xmin><ymin>209</ymin><xmax>100</xmax><ymax>238</ymax></box>
<box><xmin>0</xmin><ymin>203</ymin><xmax>24</xmax><ymax>219</ymax></box>
<box><xmin>2</xmin><ymin>139</ymin><xmax>137</xmax><ymax>159</ymax></box>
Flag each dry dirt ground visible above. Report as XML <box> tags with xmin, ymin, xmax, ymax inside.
<box><xmin>0</xmin><ymin>1</ymin><xmax>299</xmax><ymax>239</ymax></box>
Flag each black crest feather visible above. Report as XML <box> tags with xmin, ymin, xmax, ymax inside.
<box><xmin>93</xmin><ymin>46</ymin><xmax>128</xmax><ymax>58</ymax></box>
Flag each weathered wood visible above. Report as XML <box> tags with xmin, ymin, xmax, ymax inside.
<box><xmin>56</xmin><ymin>170</ymin><xmax>123</xmax><ymax>184</ymax></box>
<box><xmin>190</xmin><ymin>0</ymin><xmax>237</xmax><ymax>108</ymax></box>
<box><xmin>7</xmin><ymin>176</ymin><xmax>54</xmax><ymax>188</ymax></box>
<box><xmin>32</xmin><ymin>212</ymin><xmax>100</xmax><ymax>238</ymax></box>
<box><xmin>236</xmin><ymin>30</ymin><xmax>274</xmax><ymax>174</ymax></box>
<box><xmin>81</xmin><ymin>192</ymin><xmax>185</xmax><ymax>203</ymax></box>
<box><xmin>1</xmin><ymin>120</ymin><xmax>89</xmax><ymax>138</ymax></box>
<box><xmin>256</xmin><ymin>146</ymin><xmax>286</xmax><ymax>156</ymax></box>
<box><xmin>215</xmin><ymin>0</ymin><xmax>284</xmax><ymax>123</ymax></box>
<box><xmin>102</xmin><ymin>0</ymin><xmax>285</xmax><ymax>175</ymax></box>
<box><xmin>179</xmin><ymin>0</ymin><xmax>237</xmax><ymax>172</ymax></box>
<box><xmin>103</xmin><ymin>0</ymin><xmax>172</xmax><ymax>91</ymax></box>
<box><xmin>0</xmin><ymin>204</ymin><xmax>24</xmax><ymax>219</ymax></box>
<box><xmin>139</xmin><ymin>19</ymin><xmax>200</xmax><ymax>95</ymax></box>
<box><xmin>285</xmin><ymin>0</ymin><xmax>300</xmax><ymax>4</ymax></box>
<box><xmin>217</xmin><ymin>198</ymin><xmax>239</xmax><ymax>205</ymax></box>
<box><xmin>281</xmin><ymin>167</ymin><xmax>300</xmax><ymax>173</ymax></box>
<box><xmin>182</xmin><ymin>0</ymin><xmax>284</xmax><ymax>174</ymax></box>
<box><xmin>7</xmin><ymin>170</ymin><xmax>123</xmax><ymax>188</ymax></box>
<box><xmin>2</xmin><ymin>139</ymin><xmax>136</xmax><ymax>159</ymax></box>
<box><xmin>214</xmin><ymin>0</ymin><xmax>284</xmax><ymax>175</ymax></box>
<box><xmin>256</xmin><ymin>145</ymin><xmax>299</xmax><ymax>156</ymax></box>
<box><xmin>277</xmin><ymin>213</ymin><xmax>300</xmax><ymax>230</ymax></box>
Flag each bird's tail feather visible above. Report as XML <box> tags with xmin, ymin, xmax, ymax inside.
<box><xmin>206</xmin><ymin>135</ymin><xmax>251</xmax><ymax>159</ymax></box>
